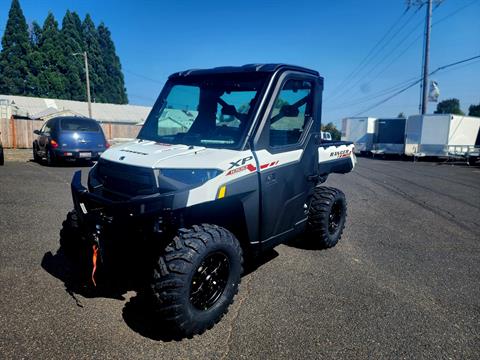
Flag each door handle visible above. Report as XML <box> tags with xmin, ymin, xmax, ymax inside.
<box><xmin>266</xmin><ymin>173</ymin><xmax>276</xmax><ymax>183</ymax></box>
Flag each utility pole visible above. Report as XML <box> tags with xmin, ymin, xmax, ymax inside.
<box><xmin>73</xmin><ymin>51</ymin><xmax>92</xmax><ymax>118</ymax></box>
<box><xmin>420</xmin><ymin>0</ymin><xmax>433</xmax><ymax>115</ymax></box>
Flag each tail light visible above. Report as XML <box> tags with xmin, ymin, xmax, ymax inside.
<box><xmin>50</xmin><ymin>139</ymin><xmax>59</xmax><ymax>148</ymax></box>
<box><xmin>105</xmin><ymin>142</ymin><xmax>110</xmax><ymax>149</ymax></box>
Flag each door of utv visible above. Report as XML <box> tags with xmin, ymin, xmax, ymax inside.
<box><xmin>253</xmin><ymin>71</ymin><xmax>323</xmax><ymax>248</ymax></box>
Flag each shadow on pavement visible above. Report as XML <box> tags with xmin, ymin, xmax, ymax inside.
<box><xmin>41</xmin><ymin>249</ymin><xmax>127</xmax><ymax>304</ymax></box>
<box><xmin>42</xmin><ymin>242</ymin><xmax>280</xmax><ymax>341</ymax></box>
<box><xmin>121</xmin><ymin>248</ymin><xmax>279</xmax><ymax>341</ymax></box>
<box><xmin>30</xmin><ymin>159</ymin><xmax>94</xmax><ymax>168</ymax></box>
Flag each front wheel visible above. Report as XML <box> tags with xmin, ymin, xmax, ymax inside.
<box><xmin>303</xmin><ymin>186</ymin><xmax>347</xmax><ymax>249</ymax></box>
<box><xmin>33</xmin><ymin>145</ymin><xmax>40</xmax><ymax>162</ymax></box>
<box><xmin>60</xmin><ymin>210</ymin><xmax>96</xmax><ymax>285</ymax></box>
<box><xmin>150</xmin><ymin>224</ymin><xmax>243</xmax><ymax>338</ymax></box>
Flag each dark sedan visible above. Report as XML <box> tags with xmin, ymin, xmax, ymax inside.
<box><xmin>33</xmin><ymin>116</ymin><xmax>109</xmax><ymax>166</ymax></box>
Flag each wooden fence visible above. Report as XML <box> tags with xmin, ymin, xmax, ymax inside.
<box><xmin>0</xmin><ymin>117</ymin><xmax>141</xmax><ymax>148</ymax></box>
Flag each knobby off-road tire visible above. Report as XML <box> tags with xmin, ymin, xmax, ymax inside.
<box><xmin>60</xmin><ymin>210</ymin><xmax>94</xmax><ymax>284</ymax></box>
<box><xmin>304</xmin><ymin>186</ymin><xmax>347</xmax><ymax>249</ymax></box>
<box><xmin>151</xmin><ymin>224</ymin><xmax>243</xmax><ymax>338</ymax></box>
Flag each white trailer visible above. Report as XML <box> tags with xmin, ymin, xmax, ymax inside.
<box><xmin>372</xmin><ymin>117</ymin><xmax>406</xmax><ymax>155</ymax></box>
<box><xmin>341</xmin><ymin>117</ymin><xmax>377</xmax><ymax>154</ymax></box>
<box><xmin>405</xmin><ymin>114</ymin><xmax>480</xmax><ymax>157</ymax></box>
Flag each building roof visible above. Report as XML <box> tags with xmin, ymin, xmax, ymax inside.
<box><xmin>0</xmin><ymin>94</ymin><xmax>152</xmax><ymax>124</ymax></box>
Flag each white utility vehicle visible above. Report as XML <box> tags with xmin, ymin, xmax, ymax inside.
<box><xmin>62</xmin><ymin>64</ymin><xmax>356</xmax><ymax>338</ymax></box>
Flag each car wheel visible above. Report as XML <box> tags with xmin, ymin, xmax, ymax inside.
<box><xmin>303</xmin><ymin>186</ymin><xmax>347</xmax><ymax>249</ymax></box>
<box><xmin>46</xmin><ymin>149</ymin><xmax>56</xmax><ymax>166</ymax></box>
<box><xmin>150</xmin><ymin>224</ymin><xmax>243</xmax><ymax>338</ymax></box>
<box><xmin>33</xmin><ymin>145</ymin><xmax>40</xmax><ymax>162</ymax></box>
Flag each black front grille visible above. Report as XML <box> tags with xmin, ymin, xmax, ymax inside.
<box><xmin>96</xmin><ymin>159</ymin><xmax>157</xmax><ymax>197</ymax></box>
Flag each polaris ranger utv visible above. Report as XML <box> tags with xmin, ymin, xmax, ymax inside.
<box><xmin>62</xmin><ymin>64</ymin><xmax>355</xmax><ymax>337</ymax></box>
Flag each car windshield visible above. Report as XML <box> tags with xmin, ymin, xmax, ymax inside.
<box><xmin>138</xmin><ymin>73</ymin><xmax>268</xmax><ymax>149</ymax></box>
<box><xmin>60</xmin><ymin>118</ymin><xmax>100</xmax><ymax>132</ymax></box>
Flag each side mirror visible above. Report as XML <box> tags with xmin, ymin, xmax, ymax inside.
<box><xmin>33</xmin><ymin>129</ymin><xmax>41</xmax><ymax>135</ymax></box>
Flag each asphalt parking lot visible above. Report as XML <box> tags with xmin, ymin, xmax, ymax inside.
<box><xmin>1</xmin><ymin>156</ymin><xmax>479</xmax><ymax>359</ymax></box>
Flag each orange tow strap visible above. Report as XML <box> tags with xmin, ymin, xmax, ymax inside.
<box><xmin>92</xmin><ymin>244</ymin><xmax>99</xmax><ymax>287</ymax></box>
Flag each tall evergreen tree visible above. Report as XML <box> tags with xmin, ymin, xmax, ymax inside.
<box><xmin>37</xmin><ymin>13</ymin><xmax>66</xmax><ymax>98</ymax></box>
<box><xmin>60</xmin><ymin>10</ymin><xmax>85</xmax><ymax>101</ymax></box>
<box><xmin>30</xmin><ymin>21</ymin><xmax>43</xmax><ymax>47</ymax></box>
<box><xmin>0</xmin><ymin>0</ymin><xmax>33</xmax><ymax>95</ymax></box>
<box><xmin>0</xmin><ymin>3</ymin><xmax>128</xmax><ymax>103</ymax></box>
<box><xmin>27</xmin><ymin>21</ymin><xmax>43</xmax><ymax>96</ymax></box>
<box><xmin>97</xmin><ymin>23</ymin><xmax>128</xmax><ymax>104</ymax></box>
<box><xmin>82</xmin><ymin>14</ymin><xmax>107</xmax><ymax>103</ymax></box>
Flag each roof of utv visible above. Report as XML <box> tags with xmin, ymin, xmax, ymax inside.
<box><xmin>169</xmin><ymin>63</ymin><xmax>320</xmax><ymax>78</ymax></box>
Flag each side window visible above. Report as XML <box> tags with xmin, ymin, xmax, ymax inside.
<box><xmin>43</xmin><ymin>121</ymin><xmax>52</xmax><ymax>134</ymax></box>
<box><xmin>268</xmin><ymin>79</ymin><xmax>314</xmax><ymax>147</ymax></box>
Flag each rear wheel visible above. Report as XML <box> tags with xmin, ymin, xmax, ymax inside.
<box><xmin>46</xmin><ymin>148</ymin><xmax>56</xmax><ymax>166</ymax></box>
<box><xmin>303</xmin><ymin>186</ymin><xmax>347</xmax><ymax>249</ymax></box>
<box><xmin>150</xmin><ymin>224</ymin><xmax>243</xmax><ymax>338</ymax></box>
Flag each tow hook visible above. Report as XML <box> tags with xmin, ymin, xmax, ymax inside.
<box><xmin>92</xmin><ymin>244</ymin><xmax>99</xmax><ymax>286</ymax></box>
<box><xmin>91</xmin><ymin>225</ymin><xmax>102</xmax><ymax>287</ymax></box>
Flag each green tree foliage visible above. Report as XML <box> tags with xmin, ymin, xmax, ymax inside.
<box><xmin>60</xmin><ymin>11</ymin><xmax>86</xmax><ymax>101</ymax></box>
<box><xmin>321</xmin><ymin>122</ymin><xmax>341</xmax><ymax>140</ymax></box>
<box><xmin>98</xmin><ymin>23</ymin><xmax>128</xmax><ymax>104</ymax></box>
<box><xmin>0</xmin><ymin>0</ymin><xmax>33</xmax><ymax>95</ymax></box>
<box><xmin>37</xmin><ymin>13</ymin><xmax>66</xmax><ymax>98</ymax></box>
<box><xmin>0</xmin><ymin>1</ymin><xmax>128</xmax><ymax>104</ymax></box>
<box><xmin>468</xmin><ymin>103</ymin><xmax>480</xmax><ymax>117</ymax></box>
<box><xmin>434</xmin><ymin>98</ymin><xmax>465</xmax><ymax>115</ymax></box>
<box><xmin>82</xmin><ymin>14</ymin><xmax>107</xmax><ymax>103</ymax></box>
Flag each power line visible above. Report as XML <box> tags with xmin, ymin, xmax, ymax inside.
<box><xmin>328</xmin><ymin>9</ymin><xmax>411</xmax><ymax>97</ymax></box>
<box><xmin>328</xmin><ymin>8</ymin><xmax>424</xmax><ymax>103</ymax></box>
<box><xmin>433</xmin><ymin>0</ymin><xmax>479</xmax><ymax>26</ymax></box>
<box><xmin>124</xmin><ymin>69</ymin><xmax>163</xmax><ymax>84</ymax></box>
<box><xmin>328</xmin><ymin>0</ymin><xmax>478</xmax><ymax>108</ymax></box>
<box><xmin>325</xmin><ymin>75</ymin><xmax>421</xmax><ymax>110</ymax></box>
<box><xmin>352</xmin><ymin>54</ymin><xmax>480</xmax><ymax>116</ymax></box>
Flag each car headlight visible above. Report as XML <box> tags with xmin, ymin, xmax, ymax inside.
<box><xmin>157</xmin><ymin>168</ymin><xmax>223</xmax><ymax>192</ymax></box>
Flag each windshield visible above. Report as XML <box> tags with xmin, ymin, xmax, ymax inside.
<box><xmin>138</xmin><ymin>74</ymin><xmax>268</xmax><ymax>148</ymax></box>
<box><xmin>60</xmin><ymin>118</ymin><xmax>100</xmax><ymax>132</ymax></box>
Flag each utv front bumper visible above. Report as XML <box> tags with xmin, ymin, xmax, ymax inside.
<box><xmin>70</xmin><ymin>170</ymin><xmax>180</xmax><ymax>225</ymax></box>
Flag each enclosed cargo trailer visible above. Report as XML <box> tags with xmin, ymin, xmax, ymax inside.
<box><xmin>372</xmin><ymin>117</ymin><xmax>406</xmax><ymax>155</ymax></box>
<box><xmin>405</xmin><ymin>114</ymin><xmax>480</xmax><ymax>156</ymax></box>
<box><xmin>341</xmin><ymin>117</ymin><xmax>377</xmax><ymax>154</ymax></box>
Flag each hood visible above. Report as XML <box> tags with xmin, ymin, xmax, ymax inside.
<box><xmin>100</xmin><ymin>139</ymin><xmax>241</xmax><ymax>170</ymax></box>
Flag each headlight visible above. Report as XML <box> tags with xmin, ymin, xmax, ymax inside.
<box><xmin>158</xmin><ymin>168</ymin><xmax>222</xmax><ymax>191</ymax></box>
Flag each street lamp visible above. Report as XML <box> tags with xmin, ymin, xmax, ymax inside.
<box><xmin>73</xmin><ymin>51</ymin><xmax>92</xmax><ymax>118</ymax></box>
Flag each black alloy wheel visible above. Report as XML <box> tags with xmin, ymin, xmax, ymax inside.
<box><xmin>190</xmin><ymin>252</ymin><xmax>230</xmax><ymax>310</ymax></box>
<box><xmin>328</xmin><ymin>200</ymin><xmax>343</xmax><ymax>235</ymax></box>
<box><xmin>150</xmin><ymin>224</ymin><xmax>243</xmax><ymax>338</ymax></box>
<box><xmin>303</xmin><ymin>186</ymin><xmax>347</xmax><ymax>249</ymax></box>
